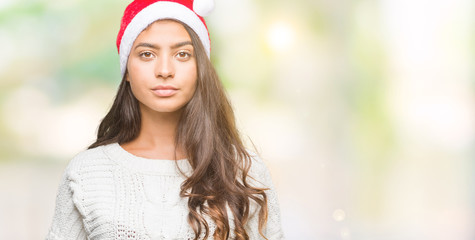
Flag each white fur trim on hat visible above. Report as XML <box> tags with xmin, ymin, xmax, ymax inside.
<box><xmin>119</xmin><ymin>1</ymin><xmax>211</xmax><ymax>77</ymax></box>
<box><xmin>193</xmin><ymin>0</ymin><xmax>215</xmax><ymax>17</ymax></box>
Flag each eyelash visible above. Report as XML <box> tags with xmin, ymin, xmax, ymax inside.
<box><xmin>139</xmin><ymin>51</ymin><xmax>154</xmax><ymax>58</ymax></box>
<box><xmin>176</xmin><ymin>51</ymin><xmax>191</xmax><ymax>58</ymax></box>
<box><xmin>138</xmin><ymin>51</ymin><xmax>192</xmax><ymax>60</ymax></box>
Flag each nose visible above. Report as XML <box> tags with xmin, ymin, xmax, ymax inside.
<box><xmin>155</xmin><ymin>54</ymin><xmax>175</xmax><ymax>79</ymax></box>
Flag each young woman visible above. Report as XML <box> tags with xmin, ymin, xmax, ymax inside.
<box><xmin>46</xmin><ymin>0</ymin><xmax>285</xmax><ymax>239</ymax></box>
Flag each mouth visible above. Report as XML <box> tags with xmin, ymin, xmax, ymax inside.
<box><xmin>151</xmin><ymin>85</ymin><xmax>178</xmax><ymax>97</ymax></box>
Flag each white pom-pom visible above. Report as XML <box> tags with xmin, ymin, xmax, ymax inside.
<box><xmin>193</xmin><ymin>0</ymin><xmax>215</xmax><ymax>17</ymax></box>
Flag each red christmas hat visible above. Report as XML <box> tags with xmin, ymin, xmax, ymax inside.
<box><xmin>116</xmin><ymin>0</ymin><xmax>214</xmax><ymax>77</ymax></box>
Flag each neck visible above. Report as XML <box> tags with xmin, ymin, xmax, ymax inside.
<box><xmin>121</xmin><ymin>103</ymin><xmax>186</xmax><ymax>160</ymax></box>
<box><xmin>141</xmin><ymin>106</ymin><xmax>180</xmax><ymax>142</ymax></box>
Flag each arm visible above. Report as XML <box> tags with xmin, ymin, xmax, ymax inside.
<box><xmin>46</xmin><ymin>168</ymin><xmax>88</xmax><ymax>240</ymax></box>
<box><xmin>248</xmin><ymin>153</ymin><xmax>286</xmax><ymax>240</ymax></box>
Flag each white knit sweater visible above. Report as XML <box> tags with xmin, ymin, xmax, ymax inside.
<box><xmin>46</xmin><ymin>143</ymin><xmax>285</xmax><ymax>240</ymax></box>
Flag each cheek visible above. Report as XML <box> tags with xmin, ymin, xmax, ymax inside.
<box><xmin>127</xmin><ymin>56</ymin><xmax>154</xmax><ymax>77</ymax></box>
<box><xmin>182</xmin><ymin>78</ymin><xmax>197</xmax><ymax>102</ymax></box>
<box><xmin>177</xmin><ymin>61</ymin><xmax>197</xmax><ymax>87</ymax></box>
<box><xmin>126</xmin><ymin>61</ymin><xmax>150</xmax><ymax>90</ymax></box>
<box><xmin>185</xmin><ymin>68</ymin><xmax>198</xmax><ymax>95</ymax></box>
<box><xmin>127</xmin><ymin>64</ymin><xmax>142</xmax><ymax>80</ymax></box>
<box><xmin>128</xmin><ymin>81</ymin><xmax>145</xmax><ymax>101</ymax></box>
<box><xmin>126</xmin><ymin>73</ymin><xmax>149</xmax><ymax>98</ymax></box>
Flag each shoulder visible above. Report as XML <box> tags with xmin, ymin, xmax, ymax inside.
<box><xmin>246</xmin><ymin>150</ymin><xmax>266</xmax><ymax>171</ymax></box>
<box><xmin>64</xmin><ymin>143</ymin><xmax>115</xmax><ymax>175</ymax></box>
<box><xmin>245</xmin><ymin>150</ymin><xmax>275</xmax><ymax>188</ymax></box>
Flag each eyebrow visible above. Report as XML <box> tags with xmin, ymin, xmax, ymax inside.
<box><xmin>134</xmin><ymin>41</ymin><xmax>193</xmax><ymax>50</ymax></box>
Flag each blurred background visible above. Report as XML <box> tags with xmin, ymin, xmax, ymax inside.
<box><xmin>0</xmin><ymin>0</ymin><xmax>474</xmax><ymax>239</ymax></box>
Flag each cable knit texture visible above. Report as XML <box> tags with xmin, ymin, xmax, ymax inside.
<box><xmin>46</xmin><ymin>143</ymin><xmax>285</xmax><ymax>240</ymax></box>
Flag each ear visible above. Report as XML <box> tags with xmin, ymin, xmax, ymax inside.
<box><xmin>125</xmin><ymin>72</ymin><xmax>130</xmax><ymax>82</ymax></box>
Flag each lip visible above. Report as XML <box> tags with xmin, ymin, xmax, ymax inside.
<box><xmin>151</xmin><ymin>85</ymin><xmax>178</xmax><ymax>97</ymax></box>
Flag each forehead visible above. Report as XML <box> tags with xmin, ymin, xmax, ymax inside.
<box><xmin>135</xmin><ymin>19</ymin><xmax>191</xmax><ymax>44</ymax></box>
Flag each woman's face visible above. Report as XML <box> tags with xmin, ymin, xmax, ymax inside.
<box><xmin>126</xmin><ymin>20</ymin><xmax>197</xmax><ymax>115</ymax></box>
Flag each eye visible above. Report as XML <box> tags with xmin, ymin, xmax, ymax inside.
<box><xmin>139</xmin><ymin>51</ymin><xmax>154</xmax><ymax>59</ymax></box>
<box><xmin>176</xmin><ymin>51</ymin><xmax>192</xmax><ymax>60</ymax></box>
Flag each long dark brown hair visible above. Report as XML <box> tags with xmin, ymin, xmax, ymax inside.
<box><xmin>89</xmin><ymin>20</ymin><xmax>269</xmax><ymax>240</ymax></box>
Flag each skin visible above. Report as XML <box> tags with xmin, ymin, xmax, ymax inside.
<box><xmin>120</xmin><ymin>20</ymin><xmax>197</xmax><ymax>160</ymax></box>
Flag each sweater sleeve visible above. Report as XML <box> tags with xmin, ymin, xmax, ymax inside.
<box><xmin>46</xmin><ymin>165</ymin><xmax>88</xmax><ymax>240</ymax></box>
<box><xmin>248</xmin><ymin>153</ymin><xmax>286</xmax><ymax>240</ymax></box>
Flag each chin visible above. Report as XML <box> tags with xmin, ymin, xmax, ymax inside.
<box><xmin>139</xmin><ymin>98</ymin><xmax>190</xmax><ymax>114</ymax></box>
<box><xmin>154</xmin><ymin>108</ymin><xmax>182</xmax><ymax>113</ymax></box>
<box><xmin>148</xmin><ymin>104</ymin><xmax>187</xmax><ymax>114</ymax></box>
